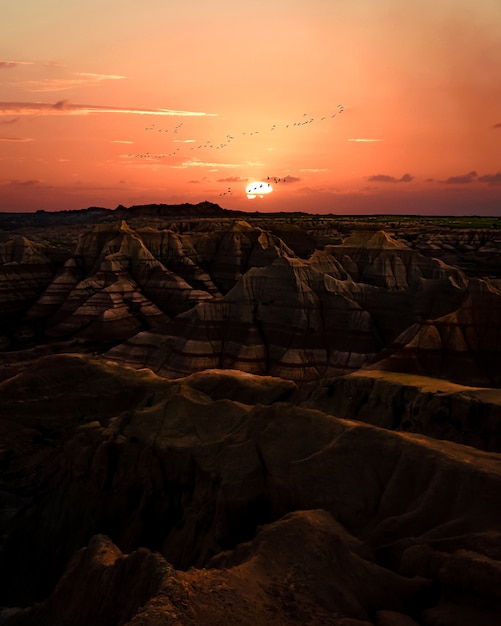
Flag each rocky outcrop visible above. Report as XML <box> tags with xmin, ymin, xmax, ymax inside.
<box><xmin>0</xmin><ymin>237</ymin><xmax>60</xmax><ymax>318</ymax></box>
<box><xmin>327</xmin><ymin>230</ymin><xmax>465</xmax><ymax>291</ymax></box>
<box><xmin>1</xmin><ymin>354</ymin><xmax>500</xmax><ymax>625</ymax></box>
<box><xmin>0</xmin><ymin>237</ymin><xmax>65</xmax><ymax>348</ymax></box>
<box><xmin>304</xmin><ymin>370</ymin><xmax>501</xmax><ymax>452</ymax></box>
<box><xmin>5</xmin><ymin>511</ymin><xmax>429</xmax><ymax>626</ymax></box>
<box><xmin>374</xmin><ymin>279</ymin><xmax>501</xmax><ymax>386</ymax></box>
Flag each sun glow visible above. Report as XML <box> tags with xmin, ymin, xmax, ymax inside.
<box><xmin>246</xmin><ymin>181</ymin><xmax>273</xmax><ymax>199</ymax></box>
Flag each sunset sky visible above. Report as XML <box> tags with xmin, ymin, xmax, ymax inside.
<box><xmin>1</xmin><ymin>0</ymin><xmax>500</xmax><ymax>214</ymax></box>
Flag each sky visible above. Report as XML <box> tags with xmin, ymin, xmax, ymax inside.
<box><xmin>1</xmin><ymin>0</ymin><xmax>500</xmax><ymax>215</ymax></box>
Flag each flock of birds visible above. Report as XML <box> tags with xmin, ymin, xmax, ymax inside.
<box><xmin>126</xmin><ymin>105</ymin><xmax>345</xmax><ymax>197</ymax></box>
<box><xmin>128</xmin><ymin>105</ymin><xmax>345</xmax><ymax>160</ymax></box>
<box><xmin>218</xmin><ymin>175</ymin><xmax>293</xmax><ymax>197</ymax></box>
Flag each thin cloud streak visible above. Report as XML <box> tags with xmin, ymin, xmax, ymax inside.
<box><xmin>0</xmin><ymin>61</ymin><xmax>34</xmax><ymax>69</ymax></box>
<box><xmin>172</xmin><ymin>158</ymin><xmax>262</xmax><ymax>169</ymax></box>
<box><xmin>216</xmin><ymin>176</ymin><xmax>248</xmax><ymax>183</ymax></box>
<box><xmin>0</xmin><ymin>137</ymin><xmax>33</xmax><ymax>142</ymax></box>
<box><xmin>18</xmin><ymin>72</ymin><xmax>126</xmax><ymax>92</ymax></box>
<box><xmin>348</xmin><ymin>138</ymin><xmax>383</xmax><ymax>142</ymax></box>
<box><xmin>0</xmin><ymin>101</ymin><xmax>217</xmax><ymax>117</ymax></box>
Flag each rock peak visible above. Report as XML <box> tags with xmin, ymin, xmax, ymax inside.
<box><xmin>342</xmin><ymin>229</ymin><xmax>408</xmax><ymax>250</ymax></box>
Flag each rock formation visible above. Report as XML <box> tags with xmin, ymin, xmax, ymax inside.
<box><xmin>304</xmin><ymin>369</ymin><xmax>501</xmax><ymax>452</ymax></box>
<box><xmin>373</xmin><ymin>279</ymin><xmax>501</xmax><ymax>386</ymax></box>
<box><xmin>1</xmin><ymin>210</ymin><xmax>500</xmax><ymax>625</ymax></box>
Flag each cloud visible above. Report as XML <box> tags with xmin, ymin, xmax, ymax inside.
<box><xmin>173</xmin><ymin>158</ymin><xmax>260</xmax><ymax>169</ymax></box>
<box><xmin>0</xmin><ymin>117</ymin><xmax>19</xmax><ymax>125</ymax></box>
<box><xmin>367</xmin><ymin>173</ymin><xmax>414</xmax><ymax>183</ymax></box>
<box><xmin>300</xmin><ymin>168</ymin><xmax>327</xmax><ymax>173</ymax></box>
<box><xmin>4</xmin><ymin>178</ymin><xmax>44</xmax><ymax>187</ymax></box>
<box><xmin>18</xmin><ymin>72</ymin><xmax>126</xmax><ymax>93</ymax></box>
<box><xmin>283</xmin><ymin>175</ymin><xmax>301</xmax><ymax>183</ymax></box>
<box><xmin>0</xmin><ymin>101</ymin><xmax>217</xmax><ymax>118</ymax></box>
<box><xmin>110</xmin><ymin>140</ymin><xmax>134</xmax><ymax>144</ymax></box>
<box><xmin>0</xmin><ymin>136</ymin><xmax>33</xmax><ymax>142</ymax></box>
<box><xmin>348</xmin><ymin>138</ymin><xmax>383</xmax><ymax>142</ymax></box>
<box><xmin>0</xmin><ymin>61</ymin><xmax>33</xmax><ymax>69</ymax></box>
<box><xmin>441</xmin><ymin>171</ymin><xmax>477</xmax><ymax>184</ymax></box>
<box><xmin>216</xmin><ymin>176</ymin><xmax>248</xmax><ymax>183</ymax></box>
<box><xmin>493</xmin><ymin>123</ymin><xmax>501</xmax><ymax>129</ymax></box>
<box><xmin>478</xmin><ymin>172</ymin><xmax>501</xmax><ymax>185</ymax></box>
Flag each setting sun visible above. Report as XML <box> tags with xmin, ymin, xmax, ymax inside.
<box><xmin>246</xmin><ymin>181</ymin><xmax>273</xmax><ymax>199</ymax></box>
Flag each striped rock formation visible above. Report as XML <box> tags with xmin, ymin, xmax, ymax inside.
<box><xmin>373</xmin><ymin>278</ymin><xmax>501</xmax><ymax>386</ymax></box>
<box><xmin>108</xmin><ymin>230</ymin><xmax>469</xmax><ymax>381</ymax></box>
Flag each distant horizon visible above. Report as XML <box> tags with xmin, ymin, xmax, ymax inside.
<box><xmin>1</xmin><ymin>198</ymin><xmax>500</xmax><ymax>219</ymax></box>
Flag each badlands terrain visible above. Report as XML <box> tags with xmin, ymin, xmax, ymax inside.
<box><xmin>0</xmin><ymin>203</ymin><xmax>500</xmax><ymax>625</ymax></box>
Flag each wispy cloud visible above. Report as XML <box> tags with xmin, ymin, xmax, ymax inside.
<box><xmin>441</xmin><ymin>171</ymin><xmax>477</xmax><ymax>184</ymax></box>
<box><xmin>0</xmin><ymin>136</ymin><xmax>33</xmax><ymax>142</ymax></box>
<box><xmin>110</xmin><ymin>139</ymin><xmax>134</xmax><ymax>144</ymax></box>
<box><xmin>173</xmin><ymin>158</ymin><xmax>259</xmax><ymax>169</ymax></box>
<box><xmin>0</xmin><ymin>60</ymin><xmax>33</xmax><ymax>69</ymax></box>
<box><xmin>348</xmin><ymin>138</ymin><xmax>383</xmax><ymax>142</ymax></box>
<box><xmin>0</xmin><ymin>117</ymin><xmax>19</xmax><ymax>125</ymax></box>
<box><xmin>216</xmin><ymin>176</ymin><xmax>248</xmax><ymax>183</ymax></box>
<box><xmin>300</xmin><ymin>168</ymin><xmax>327</xmax><ymax>173</ymax></box>
<box><xmin>18</xmin><ymin>72</ymin><xmax>126</xmax><ymax>92</ymax></box>
<box><xmin>493</xmin><ymin>123</ymin><xmax>501</xmax><ymax>129</ymax></box>
<box><xmin>367</xmin><ymin>173</ymin><xmax>414</xmax><ymax>183</ymax></box>
<box><xmin>2</xmin><ymin>178</ymin><xmax>44</xmax><ymax>187</ymax></box>
<box><xmin>0</xmin><ymin>101</ymin><xmax>217</xmax><ymax>117</ymax></box>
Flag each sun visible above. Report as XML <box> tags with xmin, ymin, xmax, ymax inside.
<box><xmin>246</xmin><ymin>181</ymin><xmax>273</xmax><ymax>199</ymax></box>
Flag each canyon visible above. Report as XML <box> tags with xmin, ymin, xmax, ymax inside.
<box><xmin>0</xmin><ymin>204</ymin><xmax>500</xmax><ymax>625</ymax></box>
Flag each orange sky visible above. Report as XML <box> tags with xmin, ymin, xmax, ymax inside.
<box><xmin>1</xmin><ymin>0</ymin><xmax>500</xmax><ymax>214</ymax></box>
